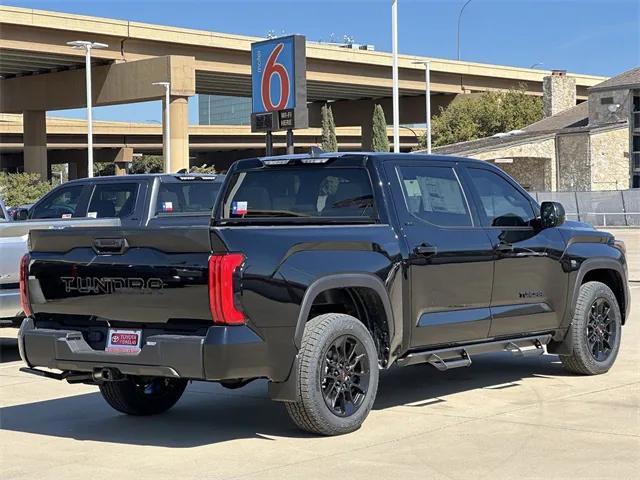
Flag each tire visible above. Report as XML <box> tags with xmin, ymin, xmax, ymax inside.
<box><xmin>560</xmin><ymin>281</ymin><xmax>622</xmax><ymax>375</ymax></box>
<box><xmin>285</xmin><ymin>313</ymin><xmax>379</xmax><ymax>436</ymax></box>
<box><xmin>99</xmin><ymin>376</ymin><xmax>188</xmax><ymax>416</ymax></box>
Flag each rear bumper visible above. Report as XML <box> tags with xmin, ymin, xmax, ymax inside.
<box><xmin>0</xmin><ymin>288</ymin><xmax>21</xmax><ymax>320</ymax></box>
<box><xmin>18</xmin><ymin>318</ymin><xmax>297</xmax><ymax>382</ymax></box>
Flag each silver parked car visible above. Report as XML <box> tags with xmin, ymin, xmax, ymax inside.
<box><xmin>0</xmin><ymin>198</ymin><xmax>28</xmax><ymax>325</ymax></box>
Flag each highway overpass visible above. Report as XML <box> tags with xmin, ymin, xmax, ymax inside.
<box><xmin>0</xmin><ymin>6</ymin><xmax>606</xmax><ymax>177</ymax></box>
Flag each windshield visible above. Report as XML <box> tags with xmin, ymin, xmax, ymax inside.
<box><xmin>221</xmin><ymin>167</ymin><xmax>376</xmax><ymax>220</ymax></box>
<box><xmin>156</xmin><ymin>181</ymin><xmax>223</xmax><ymax>215</ymax></box>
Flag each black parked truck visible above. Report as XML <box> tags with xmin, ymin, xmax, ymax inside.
<box><xmin>18</xmin><ymin>153</ymin><xmax>630</xmax><ymax>435</ymax></box>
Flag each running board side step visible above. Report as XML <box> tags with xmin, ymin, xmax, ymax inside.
<box><xmin>396</xmin><ymin>334</ymin><xmax>552</xmax><ymax>369</ymax></box>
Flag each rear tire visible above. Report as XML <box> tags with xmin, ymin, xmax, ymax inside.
<box><xmin>560</xmin><ymin>281</ymin><xmax>622</xmax><ymax>375</ymax></box>
<box><xmin>285</xmin><ymin>313</ymin><xmax>379</xmax><ymax>436</ymax></box>
<box><xmin>99</xmin><ymin>376</ymin><xmax>188</xmax><ymax>416</ymax></box>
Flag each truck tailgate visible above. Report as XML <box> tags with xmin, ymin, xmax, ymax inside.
<box><xmin>27</xmin><ymin>226</ymin><xmax>212</xmax><ymax>324</ymax></box>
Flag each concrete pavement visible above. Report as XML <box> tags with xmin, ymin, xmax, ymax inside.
<box><xmin>603</xmin><ymin>229</ymin><xmax>640</xmax><ymax>282</ymax></box>
<box><xmin>1</xmin><ymin>288</ymin><xmax>639</xmax><ymax>479</ymax></box>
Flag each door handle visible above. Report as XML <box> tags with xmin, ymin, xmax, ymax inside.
<box><xmin>93</xmin><ymin>238</ymin><xmax>128</xmax><ymax>254</ymax></box>
<box><xmin>495</xmin><ymin>242</ymin><xmax>513</xmax><ymax>252</ymax></box>
<box><xmin>414</xmin><ymin>244</ymin><xmax>438</xmax><ymax>257</ymax></box>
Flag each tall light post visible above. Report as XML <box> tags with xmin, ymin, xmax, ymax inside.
<box><xmin>66</xmin><ymin>40</ymin><xmax>108</xmax><ymax>178</ymax></box>
<box><xmin>457</xmin><ymin>0</ymin><xmax>473</xmax><ymax>61</ymax></box>
<box><xmin>391</xmin><ymin>0</ymin><xmax>400</xmax><ymax>153</ymax></box>
<box><xmin>152</xmin><ymin>82</ymin><xmax>171</xmax><ymax>173</ymax></box>
<box><xmin>412</xmin><ymin>60</ymin><xmax>432</xmax><ymax>153</ymax></box>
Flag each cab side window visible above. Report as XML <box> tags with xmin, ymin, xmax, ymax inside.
<box><xmin>88</xmin><ymin>183</ymin><xmax>138</xmax><ymax>218</ymax></box>
<box><xmin>31</xmin><ymin>185</ymin><xmax>85</xmax><ymax>219</ymax></box>
<box><xmin>467</xmin><ymin>168</ymin><xmax>535</xmax><ymax>227</ymax></box>
<box><xmin>396</xmin><ymin>165</ymin><xmax>473</xmax><ymax>227</ymax></box>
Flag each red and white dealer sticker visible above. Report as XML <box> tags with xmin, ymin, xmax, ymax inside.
<box><xmin>105</xmin><ymin>329</ymin><xmax>142</xmax><ymax>354</ymax></box>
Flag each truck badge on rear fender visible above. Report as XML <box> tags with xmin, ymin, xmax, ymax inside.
<box><xmin>60</xmin><ymin>277</ymin><xmax>165</xmax><ymax>294</ymax></box>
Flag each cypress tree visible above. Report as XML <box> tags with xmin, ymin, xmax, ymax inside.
<box><xmin>321</xmin><ymin>103</ymin><xmax>338</xmax><ymax>152</ymax></box>
<box><xmin>372</xmin><ymin>104</ymin><xmax>390</xmax><ymax>152</ymax></box>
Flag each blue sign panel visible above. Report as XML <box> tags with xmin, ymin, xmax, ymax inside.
<box><xmin>251</xmin><ymin>36</ymin><xmax>297</xmax><ymax>114</ymax></box>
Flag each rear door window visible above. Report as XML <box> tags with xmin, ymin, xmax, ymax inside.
<box><xmin>221</xmin><ymin>167</ymin><xmax>376</xmax><ymax>220</ymax></box>
<box><xmin>396</xmin><ymin>165</ymin><xmax>473</xmax><ymax>227</ymax></box>
<box><xmin>87</xmin><ymin>183</ymin><xmax>139</xmax><ymax>218</ymax></box>
<box><xmin>31</xmin><ymin>185</ymin><xmax>85</xmax><ymax>219</ymax></box>
<box><xmin>156</xmin><ymin>181</ymin><xmax>222</xmax><ymax>214</ymax></box>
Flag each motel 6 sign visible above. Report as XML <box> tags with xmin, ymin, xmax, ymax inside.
<box><xmin>251</xmin><ymin>35</ymin><xmax>308</xmax><ymax>133</ymax></box>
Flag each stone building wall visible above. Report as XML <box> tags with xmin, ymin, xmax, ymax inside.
<box><xmin>470</xmin><ymin>136</ymin><xmax>557</xmax><ymax>190</ymax></box>
<box><xmin>489</xmin><ymin>157</ymin><xmax>551</xmax><ymax>191</ymax></box>
<box><xmin>557</xmin><ymin>132</ymin><xmax>591</xmax><ymax>191</ymax></box>
<box><xmin>589</xmin><ymin>126</ymin><xmax>630</xmax><ymax>190</ymax></box>
<box><xmin>589</xmin><ymin>89</ymin><xmax>631</xmax><ymax>127</ymax></box>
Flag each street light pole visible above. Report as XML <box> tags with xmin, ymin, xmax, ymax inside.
<box><xmin>153</xmin><ymin>82</ymin><xmax>171</xmax><ymax>173</ymax></box>
<box><xmin>391</xmin><ymin>0</ymin><xmax>400</xmax><ymax>153</ymax></box>
<box><xmin>457</xmin><ymin>0</ymin><xmax>473</xmax><ymax>61</ymax></box>
<box><xmin>66</xmin><ymin>41</ymin><xmax>108</xmax><ymax>178</ymax></box>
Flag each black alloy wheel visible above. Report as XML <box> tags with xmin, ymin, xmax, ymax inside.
<box><xmin>320</xmin><ymin>334</ymin><xmax>370</xmax><ymax>417</ymax></box>
<box><xmin>586</xmin><ymin>298</ymin><xmax>616</xmax><ymax>362</ymax></box>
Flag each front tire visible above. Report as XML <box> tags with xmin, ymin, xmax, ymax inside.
<box><xmin>285</xmin><ymin>313</ymin><xmax>379</xmax><ymax>436</ymax></box>
<box><xmin>560</xmin><ymin>281</ymin><xmax>622</xmax><ymax>375</ymax></box>
<box><xmin>99</xmin><ymin>376</ymin><xmax>188</xmax><ymax>416</ymax></box>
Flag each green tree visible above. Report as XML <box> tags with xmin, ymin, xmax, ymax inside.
<box><xmin>190</xmin><ymin>164</ymin><xmax>217</xmax><ymax>174</ymax></box>
<box><xmin>423</xmin><ymin>87</ymin><xmax>543</xmax><ymax>148</ymax></box>
<box><xmin>130</xmin><ymin>155</ymin><xmax>164</xmax><ymax>174</ymax></box>
<box><xmin>0</xmin><ymin>173</ymin><xmax>52</xmax><ymax>206</ymax></box>
<box><xmin>94</xmin><ymin>162</ymin><xmax>116</xmax><ymax>176</ymax></box>
<box><xmin>320</xmin><ymin>103</ymin><xmax>338</xmax><ymax>152</ymax></box>
<box><xmin>371</xmin><ymin>104</ymin><xmax>389</xmax><ymax>152</ymax></box>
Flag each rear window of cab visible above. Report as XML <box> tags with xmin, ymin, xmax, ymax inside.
<box><xmin>220</xmin><ymin>167</ymin><xmax>376</xmax><ymax>220</ymax></box>
<box><xmin>156</xmin><ymin>181</ymin><xmax>223</xmax><ymax>215</ymax></box>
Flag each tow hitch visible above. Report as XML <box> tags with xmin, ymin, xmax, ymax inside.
<box><xmin>20</xmin><ymin>366</ymin><xmax>124</xmax><ymax>384</ymax></box>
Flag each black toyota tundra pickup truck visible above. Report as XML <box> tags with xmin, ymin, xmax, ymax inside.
<box><xmin>18</xmin><ymin>153</ymin><xmax>630</xmax><ymax>435</ymax></box>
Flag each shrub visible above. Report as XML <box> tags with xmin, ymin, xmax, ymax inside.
<box><xmin>0</xmin><ymin>172</ymin><xmax>52</xmax><ymax>206</ymax></box>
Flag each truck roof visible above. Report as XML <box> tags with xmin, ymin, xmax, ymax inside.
<box><xmin>245</xmin><ymin>151</ymin><xmax>496</xmax><ymax>169</ymax></box>
<box><xmin>62</xmin><ymin>173</ymin><xmax>224</xmax><ymax>186</ymax></box>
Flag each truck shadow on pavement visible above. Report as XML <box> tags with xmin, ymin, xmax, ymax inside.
<box><xmin>1</xmin><ymin>352</ymin><xmax>572</xmax><ymax>447</ymax></box>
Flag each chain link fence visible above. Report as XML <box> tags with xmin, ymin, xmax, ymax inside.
<box><xmin>529</xmin><ymin>190</ymin><xmax>640</xmax><ymax>227</ymax></box>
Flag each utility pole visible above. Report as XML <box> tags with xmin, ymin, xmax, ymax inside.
<box><xmin>391</xmin><ymin>0</ymin><xmax>400</xmax><ymax>153</ymax></box>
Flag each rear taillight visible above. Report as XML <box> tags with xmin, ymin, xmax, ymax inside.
<box><xmin>19</xmin><ymin>254</ymin><xmax>32</xmax><ymax>317</ymax></box>
<box><xmin>208</xmin><ymin>253</ymin><xmax>245</xmax><ymax>325</ymax></box>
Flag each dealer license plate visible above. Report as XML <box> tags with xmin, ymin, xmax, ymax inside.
<box><xmin>105</xmin><ymin>329</ymin><xmax>142</xmax><ymax>354</ymax></box>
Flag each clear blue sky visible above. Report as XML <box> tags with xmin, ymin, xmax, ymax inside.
<box><xmin>4</xmin><ymin>0</ymin><xmax>639</xmax><ymax>124</ymax></box>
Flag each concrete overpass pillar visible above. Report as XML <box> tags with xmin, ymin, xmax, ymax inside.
<box><xmin>23</xmin><ymin>110</ymin><xmax>47</xmax><ymax>179</ymax></box>
<box><xmin>168</xmin><ymin>96</ymin><xmax>189</xmax><ymax>172</ymax></box>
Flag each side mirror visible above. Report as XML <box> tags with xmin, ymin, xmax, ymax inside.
<box><xmin>540</xmin><ymin>201</ymin><xmax>565</xmax><ymax>228</ymax></box>
<box><xmin>14</xmin><ymin>208</ymin><xmax>29</xmax><ymax>221</ymax></box>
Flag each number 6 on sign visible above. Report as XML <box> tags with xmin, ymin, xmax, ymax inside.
<box><xmin>261</xmin><ymin>43</ymin><xmax>290</xmax><ymax>112</ymax></box>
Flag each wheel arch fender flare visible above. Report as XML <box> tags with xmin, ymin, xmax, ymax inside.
<box><xmin>550</xmin><ymin>258</ymin><xmax>628</xmax><ymax>355</ymax></box>
<box><xmin>569</xmin><ymin>258</ymin><xmax>628</xmax><ymax>322</ymax></box>
<box><xmin>293</xmin><ymin>273</ymin><xmax>396</xmax><ymax>353</ymax></box>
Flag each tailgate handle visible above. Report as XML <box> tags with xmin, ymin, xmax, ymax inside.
<box><xmin>93</xmin><ymin>238</ymin><xmax>128</xmax><ymax>254</ymax></box>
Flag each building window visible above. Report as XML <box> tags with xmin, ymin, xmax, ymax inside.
<box><xmin>198</xmin><ymin>94</ymin><xmax>251</xmax><ymax>125</ymax></box>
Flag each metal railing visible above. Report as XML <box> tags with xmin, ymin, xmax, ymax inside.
<box><xmin>529</xmin><ymin>190</ymin><xmax>640</xmax><ymax>227</ymax></box>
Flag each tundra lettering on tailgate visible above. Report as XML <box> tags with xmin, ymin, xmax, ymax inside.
<box><xmin>60</xmin><ymin>277</ymin><xmax>165</xmax><ymax>294</ymax></box>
